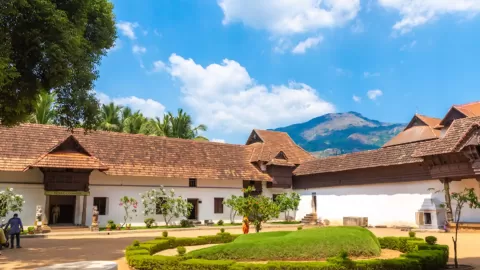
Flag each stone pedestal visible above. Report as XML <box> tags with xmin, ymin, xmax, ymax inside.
<box><xmin>90</xmin><ymin>224</ymin><xmax>99</xmax><ymax>231</ymax></box>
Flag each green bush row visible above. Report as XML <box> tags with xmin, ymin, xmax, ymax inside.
<box><xmin>126</xmin><ymin>235</ymin><xmax>449</xmax><ymax>270</ymax></box>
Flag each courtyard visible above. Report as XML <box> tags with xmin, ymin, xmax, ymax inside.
<box><xmin>0</xmin><ymin>227</ymin><xmax>479</xmax><ymax>269</ymax></box>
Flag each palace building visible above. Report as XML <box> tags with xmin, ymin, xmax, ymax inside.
<box><xmin>1</xmin><ymin>101</ymin><xmax>480</xmax><ymax>229</ymax></box>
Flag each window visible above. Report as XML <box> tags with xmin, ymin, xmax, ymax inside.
<box><xmin>93</xmin><ymin>197</ymin><xmax>107</xmax><ymax>215</ymax></box>
<box><xmin>156</xmin><ymin>197</ymin><xmax>166</xmax><ymax>215</ymax></box>
<box><xmin>189</xmin><ymin>178</ymin><xmax>197</xmax><ymax>187</ymax></box>
<box><xmin>214</xmin><ymin>198</ymin><xmax>224</xmax><ymax>214</ymax></box>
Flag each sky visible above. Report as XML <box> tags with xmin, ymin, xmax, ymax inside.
<box><xmin>96</xmin><ymin>0</ymin><xmax>480</xmax><ymax>144</ymax></box>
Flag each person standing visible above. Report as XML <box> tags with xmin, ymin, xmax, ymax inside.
<box><xmin>6</xmin><ymin>214</ymin><xmax>23</xmax><ymax>249</ymax></box>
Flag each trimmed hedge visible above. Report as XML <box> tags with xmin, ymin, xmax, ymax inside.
<box><xmin>126</xmin><ymin>233</ymin><xmax>449</xmax><ymax>270</ymax></box>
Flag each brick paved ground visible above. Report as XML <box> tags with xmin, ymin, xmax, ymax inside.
<box><xmin>0</xmin><ymin>227</ymin><xmax>478</xmax><ymax>269</ymax></box>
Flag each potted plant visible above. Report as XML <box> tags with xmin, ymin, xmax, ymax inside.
<box><xmin>106</xmin><ymin>224</ymin><xmax>111</xmax><ymax>231</ymax></box>
<box><xmin>27</xmin><ymin>226</ymin><xmax>35</xmax><ymax>235</ymax></box>
<box><xmin>116</xmin><ymin>224</ymin><xmax>121</xmax><ymax>230</ymax></box>
<box><xmin>126</xmin><ymin>223</ymin><xmax>131</xmax><ymax>230</ymax></box>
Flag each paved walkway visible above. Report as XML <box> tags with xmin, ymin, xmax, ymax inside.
<box><xmin>0</xmin><ymin>228</ymin><xmax>478</xmax><ymax>269</ymax></box>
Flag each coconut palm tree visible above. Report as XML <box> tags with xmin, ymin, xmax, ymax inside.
<box><xmin>140</xmin><ymin>115</ymin><xmax>170</xmax><ymax>136</ymax></box>
<box><xmin>168</xmin><ymin>109</ymin><xmax>208</xmax><ymax>140</ymax></box>
<box><xmin>99</xmin><ymin>102</ymin><xmax>123</xmax><ymax>131</ymax></box>
<box><xmin>122</xmin><ymin>110</ymin><xmax>148</xmax><ymax>134</ymax></box>
<box><xmin>30</xmin><ymin>91</ymin><xmax>56</xmax><ymax>124</ymax></box>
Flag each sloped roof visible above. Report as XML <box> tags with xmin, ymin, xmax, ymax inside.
<box><xmin>455</xmin><ymin>101</ymin><xmax>480</xmax><ymax>117</ymax></box>
<box><xmin>415</xmin><ymin>114</ymin><xmax>442</xmax><ymax>128</ymax></box>
<box><xmin>30</xmin><ymin>152</ymin><xmax>108</xmax><ymax>170</ymax></box>
<box><xmin>413</xmin><ymin>116</ymin><xmax>480</xmax><ymax>157</ymax></box>
<box><xmin>246</xmin><ymin>129</ymin><xmax>316</xmax><ymax>165</ymax></box>
<box><xmin>294</xmin><ymin>140</ymin><xmax>428</xmax><ymax>175</ymax></box>
<box><xmin>383</xmin><ymin>126</ymin><xmax>440</xmax><ymax>147</ymax></box>
<box><xmin>0</xmin><ymin>124</ymin><xmax>271</xmax><ymax>181</ymax></box>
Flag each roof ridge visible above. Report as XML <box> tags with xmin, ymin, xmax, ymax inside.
<box><xmin>453</xmin><ymin>100</ymin><xmax>480</xmax><ymax>108</ymax></box>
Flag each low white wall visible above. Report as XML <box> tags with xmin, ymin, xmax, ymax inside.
<box><xmin>86</xmin><ymin>185</ymin><xmax>243</xmax><ymax>227</ymax></box>
<box><xmin>0</xmin><ymin>183</ymin><xmax>45</xmax><ymax>227</ymax></box>
<box><xmin>294</xmin><ymin>179</ymin><xmax>480</xmax><ymax>227</ymax></box>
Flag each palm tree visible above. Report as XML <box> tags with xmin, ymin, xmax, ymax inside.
<box><xmin>123</xmin><ymin>110</ymin><xmax>148</xmax><ymax>134</ymax></box>
<box><xmin>140</xmin><ymin>115</ymin><xmax>170</xmax><ymax>136</ymax></box>
<box><xmin>30</xmin><ymin>91</ymin><xmax>56</xmax><ymax>124</ymax></box>
<box><xmin>120</xmin><ymin>106</ymin><xmax>133</xmax><ymax>131</ymax></box>
<box><xmin>99</xmin><ymin>102</ymin><xmax>123</xmax><ymax>131</ymax></box>
<box><xmin>168</xmin><ymin>109</ymin><xmax>208</xmax><ymax>140</ymax></box>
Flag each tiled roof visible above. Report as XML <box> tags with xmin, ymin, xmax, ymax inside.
<box><xmin>383</xmin><ymin>126</ymin><xmax>439</xmax><ymax>147</ymax></box>
<box><xmin>247</xmin><ymin>129</ymin><xmax>316</xmax><ymax>165</ymax></box>
<box><xmin>294</xmin><ymin>140</ymin><xmax>429</xmax><ymax>175</ymax></box>
<box><xmin>455</xmin><ymin>102</ymin><xmax>480</xmax><ymax>117</ymax></box>
<box><xmin>416</xmin><ymin>114</ymin><xmax>442</xmax><ymax>128</ymax></box>
<box><xmin>412</xmin><ymin>117</ymin><xmax>480</xmax><ymax>157</ymax></box>
<box><xmin>0</xmin><ymin>124</ymin><xmax>271</xmax><ymax>181</ymax></box>
<box><xmin>30</xmin><ymin>152</ymin><xmax>108</xmax><ymax>170</ymax></box>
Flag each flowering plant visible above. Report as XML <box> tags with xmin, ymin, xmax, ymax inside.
<box><xmin>140</xmin><ymin>186</ymin><xmax>192</xmax><ymax>226</ymax></box>
<box><xmin>0</xmin><ymin>188</ymin><xmax>25</xmax><ymax>218</ymax></box>
<box><xmin>119</xmin><ymin>196</ymin><xmax>138</xmax><ymax>228</ymax></box>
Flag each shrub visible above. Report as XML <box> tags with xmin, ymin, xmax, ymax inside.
<box><xmin>129</xmin><ymin>255</ymin><xmax>182</xmax><ymax>270</ymax></box>
<box><xmin>408</xmin><ymin>231</ymin><xmax>416</xmax><ymax>238</ymax></box>
<box><xmin>297</xmin><ymin>226</ymin><xmax>303</xmax><ymax>230</ymax></box>
<box><xmin>425</xmin><ymin>236</ymin><xmax>437</xmax><ymax>245</ymax></box>
<box><xmin>217</xmin><ymin>219</ymin><xmax>224</xmax><ymax>226</ymax></box>
<box><xmin>27</xmin><ymin>226</ymin><xmax>35</xmax><ymax>233</ymax></box>
<box><xmin>133</xmin><ymin>240</ymin><xmax>140</xmax><ymax>247</ymax></box>
<box><xmin>144</xmin><ymin>218</ymin><xmax>156</xmax><ymax>228</ymax></box>
<box><xmin>179</xmin><ymin>259</ymin><xmax>235</xmax><ymax>270</ymax></box>
<box><xmin>177</xmin><ymin>246</ymin><xmax>187</xmax><ymax>256</ymax></box>
<box><xmin>378</xmin><ymin>236</ymin><xmax>424</xmax><ymax>252</ymax></box>
<box><xmin>181</xmin><ymin>219</ymin><xmax>193</xmax><ymax>228</ymax></box>
<box><xmin>107</xmin><ymin>220</ymin><xmax>116</xmax><ymax>230</ymax></box>
<box><xmin>220</xmin><ymin>228</ymin><xmax>225</xmax><ymax>233</ymax></box>
<box><xmin>162</xmin><ymin>231</ymin><xmax>168</xmax><ymax>238</ymax></box>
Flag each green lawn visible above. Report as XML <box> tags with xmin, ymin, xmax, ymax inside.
<box><xmin>268</xmin><ymin>221</ymin><xmax>302</xmax><ymax>224</ymax></box>
<box><xmin>187</xmin><ymin>226</ymin><xmax>381</xmax><ymax>261</ymax></box>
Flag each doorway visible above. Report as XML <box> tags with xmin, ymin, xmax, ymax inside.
<box><xmin>311</xmin><ymin>192</ymin><xmax>317</xmax><ymax>214</ymax></box>
<box><xmin>49</xmin><ymin>195</ymin><xmax>76</xmax><ymax>225</ymax></box>
<box><xmin>187</xmin><ymin>199</ymin><xmax>198</xmax><ymax>220</ymax></box>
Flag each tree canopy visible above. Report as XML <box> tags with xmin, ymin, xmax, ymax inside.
<box><xmin>0</xmin><ymin>0</ymin><xmax>116</xmax><ymax>129</ymax></box>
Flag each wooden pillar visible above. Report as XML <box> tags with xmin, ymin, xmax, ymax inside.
<box><xmin>441</xmin><ymin>178</ymin><xmax>454</xmax><ymax>222</ymax></box>
<box><xmin>81</xmin><ymin>195</ymin><xmax>87</xmax><ymax>226</ymax></box>
<box><xmin>44</xmin><ymin>195</ymin><xmax>50</xmax><ymax>224</ymax></box>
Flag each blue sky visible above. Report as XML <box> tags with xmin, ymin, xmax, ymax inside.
<box><xmin>95</xmin><ymin>0</ymin><xmax>480</xmax><ymax>144</ymax></box>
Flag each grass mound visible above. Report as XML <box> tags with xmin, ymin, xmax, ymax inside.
<box><xmin>188</xmin><ymin>226</ymin><xmax>381</xmax><ymax>261</ymax></box>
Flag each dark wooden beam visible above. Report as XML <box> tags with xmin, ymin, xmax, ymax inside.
<box><xmin>440</xmin><ymin>178</ymin><xmax>454</xmax><ymax>223</ymax></box>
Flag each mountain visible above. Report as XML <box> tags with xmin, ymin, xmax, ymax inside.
<box><xmin>272</xmin><ymin>112</ymin><xmax>405</xmax><ymax>157</ymax></box>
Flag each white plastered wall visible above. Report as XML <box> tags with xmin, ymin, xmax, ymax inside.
<box><xmin>294</xmin><ymin>178</ymin><xmax>480</xmax><ymax>227</ymax></box>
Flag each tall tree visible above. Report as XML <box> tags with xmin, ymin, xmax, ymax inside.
<box><xmin>122</xmin><ymin>111</ymin><xmax>147</xmax><ymax>134</ymax></box>
<box><xmin>169</xmin><ymin>109</ymin><xmax>208</xmax><ymax>140</ymax></box>
<box><xmin>99</xmin><ymin>103</ymin><xmax>123</xmax><ymax>131</ymax></box>
<box><xmin>0</xmin><ymin>0</ymin><xmax>116</xmax><ymax>129</ymax></box>
<box><xmin>120</xmin><ymin>107</ymin><xmax>133</xmax><ymax>131</ymax></box>
<box><xmin>30</xmin><ymin>92</ymin><xmax>56</xmax><ymax>124</ymax></box>
<box><xmin>140</xmin><ymin>115</ymin><xmax>171</xmax><ymax>136</ymax></box>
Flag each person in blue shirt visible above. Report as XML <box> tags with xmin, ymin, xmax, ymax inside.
<box><xmin>5</xmin><ymin>213</ymin><xmax>23</xmax><ymax>249</ymax></box>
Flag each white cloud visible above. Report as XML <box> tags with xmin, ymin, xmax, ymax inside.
<box><xmin>367</xmin><ymin>89</ymin><xmax>383</xmax><ymax>100</ymax></box>
<box><xmin>363</xmin><ymin>71</ymin><xmax>380</xmax><ymax>78</ymax></box>
<box><xmin>378</xmin><ymin>0</ymin><xmax>480</xmax><ymax>34</ymax></box>
<box><xmin>162</xmin><ymin>54</ymin><xmax>335</xmax><ymax>132</ymax></box>
<box><xmin>116</xmin><ymin>21</ymin><xmax>139</xmax><ymax>40</ymax></box>
<box><xmin>218</xmin><ymin>0</ymin><xmax>360</xmax><ymax>35</ymax></box>
<box><xmin>108</xmin><ymin>39</ymin><xmax>122</xmax><ymax>53</ymax></box>
<box><xmin>212</xmin><ymin>138</ymin><xmax>226</xmax><ymax>143</ymax></box>
<box><xmin>400</xmin><ymin>40</ymin><xmax>417</xmax><ymax>51</ymax></box>
<box><xmin>353</xmin><ymin>95</ymin><xmax>361</xmax><ymax>103</ymax></box>
<box><xmin>292</xmin><ymin>35</ymin><xmax>324</xmax><ymax>54</ymax></box>
<box><xmin>152</xmin><ymin>60</ymin><xmax>167</xmax><ymax>72</ymax></box>
<box><xmin>351</xmin><ymin>19</ymin><xmax>364</xmax><ymax>33</ymax></box>
<box><xmin>95</xmin><ymin>92</ymin><xmax>165</xmax><ymax>118</ymax></box>
<box><xmin>132</xmin><ymin>45</ymin><xmax>147</xmax><ymax>54</ymax></box>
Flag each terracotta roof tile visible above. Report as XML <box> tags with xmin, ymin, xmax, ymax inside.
<box><xmin>247</xmin><ymin>129</ymin><xmax>315</xmax><ymax>165</ymax></box>
<box><xmin>455</xmin><ymin>101</ymin><xmax>480</xmax><ymax>117</ymax></box>
<box><xmin>416</xmin><ymin>114</ymin><xmax>442</xmax><ymax>128</ymax></box>
<box><xmin>383</xmin><ymin>126</ymin><xmax>439</xmax><ymax>147</ymax></box>
<box><xmin>0</xmin><ymin>124</ymin><xmax>271</xmax><ymax>181</ymax></box>
<box><xmin>30</xmin><ymin>152</ymin><xmax>108</xmax><ymax>170</ymax></box>
<box><xmin>294</xmin><ymin>140</ymin><xmax>429</xmax><ymax>175</ymax></box>
<box><xmin>412</xmin><ymin>116</ymin><xmax>480</xmax><ymax>157</ymax></box>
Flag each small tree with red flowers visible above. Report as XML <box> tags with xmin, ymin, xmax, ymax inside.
<box><xmin>119</xmin><ymin>196</ymin><xmax>138</xmax><ymax>228</ymax></box>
